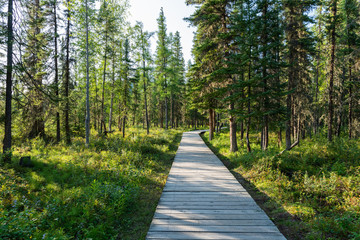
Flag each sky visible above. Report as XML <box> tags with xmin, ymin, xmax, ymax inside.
<box><xmin>127</xmin><ymin>0</ymin><xmax>197</xmax><ymax>64</ymax></box>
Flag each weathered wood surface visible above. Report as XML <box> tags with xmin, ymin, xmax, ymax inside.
<box><xmin>146</xmin><ymin>131</ymin><xmax>286</xmax><ymax>240</ymax></box>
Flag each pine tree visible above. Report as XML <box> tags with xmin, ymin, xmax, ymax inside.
<box><xmin>85</xmin><ymin>0</ymin><xmax>90</xmax><ymax>146</ymax></box>
<box><xmin>339</xmin><ymin>0</ymin><xmax>360</xmax><ymax>138</ymax></box>
<box><xmin>121</xmin><ymin>37</ymin><xmax>131</xmax><ymax>137</ymax></box>
<box><xmin>3</xmin><ymin>0</ymin><xmax>14</xmax><ymax>161</ymax></box>
<box><xmin>24</xmin><ymin>0</ymin><xmax>48</xmax><ymax>139</ymax></box>
<box><xmin>64</xmin><ymin>0</ymin><xmax>72</xmax><ymax>144</ymax></box>
<box><xmin>155</xmin><ymin>7</ymin><xmax>170</xmax><ymax>129</ymax></box>
<box><xmin>327</xmin><ymin>0</ymin><xmax>338</xmax><ymax>142</ymax></box>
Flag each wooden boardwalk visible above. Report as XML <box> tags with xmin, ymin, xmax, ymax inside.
<box><xmin>146</xmin><ymin>131</ymin><xmax>286</xmax><ymax>240</ymax></box>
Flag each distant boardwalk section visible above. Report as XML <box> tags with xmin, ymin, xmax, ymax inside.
<box><xmin>146</xmin><ymin>131</ymin><xmax>286</xmax><ymax>240</ymax></box>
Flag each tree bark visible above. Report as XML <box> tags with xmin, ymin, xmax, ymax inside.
<box><xmin>209</xmin><ymin>108</ymin><xmax>215</xmax><ymax>141</ymax></box>
<box><xmin>53</xmin><ymin>0</ymin><xmax>60</xmax><ymax>143</ymax></box>
<box><xmin>85</xmin><ymin>0</ymin><xmax>90</xmax><ymax>146</ymax></box>
<box><xmin>65</xmin><ymin>0</ymin><xmax>71</xmax><ymax>144</ymax></box>
<box><xmin>108</xmin><ymin>48</ymin><xmax>115</xmax><ymax>132</ymax></box>
<box><xmin>348</xmin><ymin>64</ymin><xmax>353</xmax><ymax>139</ymax></box>
<box><xmin>101</xmin><ymin>28</ymin><xmax>108</xmax><ymax>134</ymax></box>
<box><xmin>328</xmin><ymin>0</ymin><xmax>337</xmax><ymax>142</ymax></box>
<box><xmin>142</xmin><ymin>29</ymin><xmax>150</xmax><ymax>134</ymax></box>
<box><xmin>3</xmin><ymin>0</ymin><xmax>14</xmax><ymax>160</ymax></box>
<box><xmin>229</xmin><ymin>103</ymin><xmax>238</xmax><ymax>152</ymax></box>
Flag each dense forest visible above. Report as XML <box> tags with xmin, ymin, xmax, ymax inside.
<box><xmin>0</xmin><ymin>0</ymin><xmax>360</xmax><ymax>239</ymax></box>
<box><xmin>0</xmin><ymin>0</ymin><xmax>190</xmax><ymax>154</ymax></box>
<box><xmin>186</xmin><ymin>0</ymin><xmax>360</xmax><ymax>152</ymax></box>
<box><xmin>1</xmin><ymin>0</ymin><xmax>359</xmax><ymax>152</ymax></box>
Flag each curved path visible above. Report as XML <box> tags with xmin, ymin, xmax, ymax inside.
<box><xmin>146</xmin><ymin>131</ymin><xmax>286</xmax><ymax>240</ymax></box>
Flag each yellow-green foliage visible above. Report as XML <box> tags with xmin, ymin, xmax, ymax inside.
<box><xmin>0</xmin><ymin>128</ymin><xmax>182</xmax><ymax>240</ymax></box>
<box><xmin>203</xmin><ymin>131</ymin><xmax>360</xmax><ymax>240</ymax></box>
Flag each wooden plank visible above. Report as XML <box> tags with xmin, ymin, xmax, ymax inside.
<box><xmin>150</xmin><ymin>219</ymin><xmax>274</xmax><ymax>226</ymax></box>
<box><xmin>160</xmin><ymin>197</ymin><xmax>254</xmax><ymax>202</ymax></box>
<box><xmin>155</xmin><ymin>209</ymin><xmax>264</xmax><ymax>214</ymax></box>
<box><xmin>147</xmin><ymin>232</ymin><xmax>287</xmax><ymax>240</ymax></box>
<box><xmin>160</xmin><ymin>191</ymin><xmax>250</xmax><ymax>195</ymax></box>
<box><xmin>153</xmin><ymin>213</ymin><xmax>270</xmax><ymax>220</ymax></box>
<box><xmin>157</xmin><ymin>202</ymin><xmax>259</xmax><ymax>208</ymax></box>
<box><xmin>158</xmin><ymin>201</ymin><xmax>256</xmax><ymax>206</ymax></box>
<box><xmin>165</xmin><ymin>182</ymin><xmax>242</xmax><ymax>187</ymax></box>
<box><xmin>149</xmin><ymin>225</ymin><xmax>280</xmax><ymax>233</ymax></box>
<box><xmin>156</xmin><ymin>205</ymin><xmax>261</xmax><ymax>210</ymax></box>
<box><xmin>163</xmin><ymin>187</ymin><xmax>247</xmax><ymax>192</ymax></box>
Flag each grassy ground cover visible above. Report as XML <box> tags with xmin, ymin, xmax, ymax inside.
<box><xmin>0</xmin><ymin>128</ymin><xmax>182</xmax><ymax>239</ymax></box>
<box><xmin>202</xmin><ymin>130</ymin><xmax>360</xmax><ymax>240</ymax></box>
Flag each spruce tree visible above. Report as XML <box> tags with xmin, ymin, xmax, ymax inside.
<box><xmin>155</xmin><ymin>7</ymin><xmax>170</xmax><ymax>129</ymax></box>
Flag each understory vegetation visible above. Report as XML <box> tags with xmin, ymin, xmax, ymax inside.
<box><xmin>202</xmin><ymin>130</ymin><xmax>360</xmax><ymax>240</ymax></box>
<box><xmin>0</xmin><ymin>128</ymin><xmax>182</xmax><ymax>240</ymax></box>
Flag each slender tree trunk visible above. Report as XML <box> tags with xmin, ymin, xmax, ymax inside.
<box><xmin>348</xmin><ymin>64</ymin><xmax>353</xmax><ymax>139</ymax></box>
<box><xmin>142</xmin><ymin>32</ymin><xmax>150</xmax><ymax>134</ymax></box>
<box><xmin>53</xmin><ymin>0</ymin><xmax>60</xmax><ymax>143</ymax></box>
<box><xmin>85</xmin><ymin>0</ymin><xmax>90</xmax><ymax>146</ymax></box>
<box><xmin>261</xmin><ymin>1</ymin><xmax>269</xmax><ymax>151</ymax></box>
<box><xmin>171</xmin><ymin>94</ymin><xmax>175</xmax><ymax>128</ymax></box>
<box><xmin>122</xmin><ymin>116</ymin><xmax>126</xmax><ymax>138</ymax></box>
<box><xmin>65</xmin><ymin>0</ymin><xmax>71</xmax><ymax>144</ymax></box>
<box><xmin>286</xmin><ymin>89</ymin><xmax>293</xmax><ymax>149</ymax></box>
<box><xmin>165</xmin><ymin>93</ymin><xmax>168</xmax><ymax>129</ymax></box>
<box><xmin>229</xmin><ymin>102</ymin><xmax>238</xmax><ymax>153</ymax></box>
<box><xmin>328</xmin><ymin>0</ymin><xmax>337</xmax><ymax>142</ymax></box>
<box><xmin>3</xmin><ymin>0</ymin><xmax>14</xmax><ymax>160</ymax></box>
<box><xmin>118</xmin><ymin>103</ymin><xmax>122</xmax><ymax>131</ymax></box>
<box><xmin>209</xmin><ymin>108</ymin><xmax>215</xmax><ymax>141</ymax></box>
<box><xmin>108</xmin><ymin>50</ymin><xmax>115</xmax><ymax>132</ymax></box>
<box><xmin>101</xmin><ymin>30</ymin><xmax>108</xmax><ymax>133</ymax></box>
<box><xmin>246</xmin><ymin>55</ymin><xmax>252</xmax><ymax>153</ymax></box>
<box><xmin>160</xmin><ymin>101</ymin><xmax>164</xmax><ymax>128</ymax></box>
<box><xmin>95</xmin><ymin>71</ymin><xmax>99</xmax><ymax>132</ymax></box>
<box><xmin>314</xmin><ymin>5</ymin><xmax>322</xmax><ymax>135</ymax></box>
<box><xmin>336</xmin><ymin>68</ymin><xmax>345</xmax><ymax>137</ymax></box>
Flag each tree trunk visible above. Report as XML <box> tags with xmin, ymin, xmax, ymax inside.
<box><xmin>108</xmin><ymin>49</ymin><xmax>115</xmax><ymax>132</ymax></box>
<box><xmin>229</xmin><ymin>102</ymin><xmax>238</xmax><ymax>152</ymax></box>
<box><xmin>348</xmin><ymin>64</ymin><xmax>353</xmax><ymax>139</ymax></box>
<box><xmin>261</xmin><ymin>1</ymin><xmax>269</xmax><ymax>151</ymax></box>
<box><xmin>336</xmin><ymin>67</ymin><xmax>345</xmax><ymax>137</ymax></box>
<box><xmin>101</xmin><ymin>29</ymin><xmax>108</xmax><ymax>134</ymax></box>
<box><xmin>54</xmin><ymin>0</ymin><xmax>60</xmax><ymax>143</ymax></box>
<box><xmin>314</xmin><ymin>5</ymin><xmax>322</xmax><ymax>135</ymax></box>
<box><xmin>328</xmin><ymin>0</ymin><xmax>337</xmax><ymax>142</ymax></box>
<box><xmin>85</xmin><ymin>0</ymin><xmax>90</xmax><ymax>146</ymax></box>
<box><xmin>142</xmin><ymin>30</ymin><xmax>150</xmax><ymax>134</ymax></box>
<box><xmin>209</xmin><ymin>108</ymin><xmax>215</xmax><ymax>141</ymax></box>
<box><xmin>160</xmin><ymin>101</ymin><xmax>164</xmax><ymax>128</ymax></box>
<box><xmin>65</xmin><ymin>0</ymin><xmax>71</xmax><ymax>144</ymax></box>
<box><xmin>165</xmin><ymin>95</ymin><xmax>168</xmax><ymax>129</ymax></box>
<box><xmin>3</xmin><ymin>0</ymin><xmax>14</xmax><ymax>160</ymax></box>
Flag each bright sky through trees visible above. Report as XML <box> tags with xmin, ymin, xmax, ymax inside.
<box><xmin>128</xmin><ymin>0</ymin><xmax>196</xmax><ymax>63</ymax></box>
